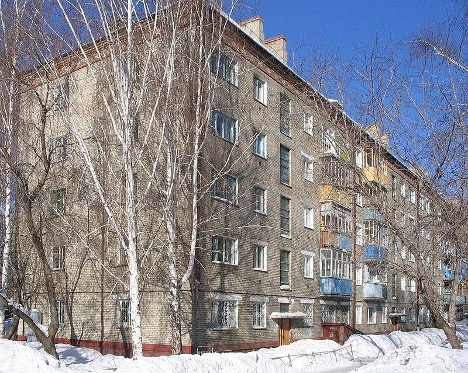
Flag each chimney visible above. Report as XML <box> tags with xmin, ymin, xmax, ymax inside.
<box><xmin>265</xmin><ymin>35</ymin><xmax>288</xmax><ymax>65</ymax></box>
<box><xmin>240</xmin><ymin>16</ymin><xmax>264</xmax><ymax>43</ymax></box>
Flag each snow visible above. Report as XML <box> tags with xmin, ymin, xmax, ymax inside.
<box><xmin>1</xmin><ymin>326</ymin><xmax>468</xmax><ymax>373</ymax></box>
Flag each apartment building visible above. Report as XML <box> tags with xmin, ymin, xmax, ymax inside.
<box><xmin>11</xmin><ymin>6</ymin><xmax>462</xmax><ymax>357</ymax></box>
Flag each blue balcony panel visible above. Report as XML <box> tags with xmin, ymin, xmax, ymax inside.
<box><xmin>364</xmin><ymin>245</ymin><xmax>387</xmax><ymax>261</ymax></box>
<box><xmin>339</xmin><ymin>234</ymin><xmax>353</xmax><ymax>252</ymax></box>
<box><xmin>443</xmin><ymin>264</ymin><xmax>455</xmax><ymax>281</ymax></box>
<box><xmin>320</xmin><ymin>277</ymin><xmax>352</xmax><ymax>297</ymax></box>
<box><xmin>456</xmin><ymin>296</ymin><xmax>467</xmax><ymax>305</ymax></box>
<box><xmin>363</xmin><ymin>207</ymin><xmax>383</xmax><ymax>221</ymax></box>
<box><xmin>363</xmin><ymin>283</ymin><xmax>388</xmax><ymax>300</ymax></box>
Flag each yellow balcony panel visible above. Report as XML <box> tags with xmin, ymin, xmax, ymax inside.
<box><xmin>320</xmin><ymin>184</ymin><xmax>352</xmax><ymax>209</ymax></box>
<box><xmin>362</xmin><ymin>166</ymin><xmax>389</xmax><ymax>188</ymax></box>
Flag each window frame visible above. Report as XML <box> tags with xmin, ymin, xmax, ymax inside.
<box><xmin>280</xmin><ymin>93</ymin><xmax>291</xmax><ymax>136</ymax></box>
<box><xmin>356</xmin><ymin>303</ymin><xmax>363</xmax><ymax>325</ymax></box>
<box><xmin>211</xmin><ymin>110</ymin><xmax>238</xmax><ymax>144</ymax></box>
<box><xmin>367</xmin><ymin>306</ymin><xmax>377</xmax><ymax>324</ymax></box>
<box><xmin>211</xmin><ymin>51</ymin><xmax>238</xmax><ymax>86</ymax></box>
<box><xmin>253</xmin><ymin>243</ymin><xmax>267</xmax><ymax>271</ymax></box>
<box><xmin>280</xmin><ymin>250</ymin><xmax>291</xmax><ymax>288</ymax></box>
<box><xmin>253</xmin><ymin>186</ymin><xmax>267</xmax><ymax>214</ymax></box>
<box><xmin>212</xmin><ymin>300</ymin><xmax>238</xmax><ymax>330</ymax></box>
<box><xmin>212</xmin><ymin>235</ymin><xmax>239</xmax><ymax>265</ymax></box>
<box><xmin>57</xmin><ymin>300</ymin><xmax>65</xmax><ymax>325</ymax></box>
<box><xmin>280</xmin><ymin>196</ymin><xmax>291</xmax><ymax>237</ymax></box>
<box><xmin>253</xmin><ymin>132</ymin><xmax>267</xmax><ymax>158</ymax></box>
<box><xmin>303</xmin><ymin>254</ymin><xmax>314</xmax><ymax>279</ymax></box>
<box><xmin>304</xmin><ymin>112</ymin><xmax>314</xmax><ymax>135</ymax></box>
<box><xmin>51</xmin><ymin>246</ymin><xmax>65</xmax><ymax>270</ymax></box>
<box><xmin>304</xmin><ymin>206</ymin><xmax>314</xmax><ymax>229</ymax></box>
<box><xmin>253</xmin><ymin>76</ymin><xmax>267</xmax><ymax>104</ymax></box>
<box><xmin>279</xmin><ymin>145</ymin><xmax>291</xmax><ymax>185</ymax></box>
<box><xmin>49</xmin><ymin>188</ymin><xmax>66</xmax><ymax>217</ymax></box>
<box><xmin>51</xmin><ymin>135</ymin><xmax>68</xmax><ymax>163</ymax></box>
<box><xmin>212</xmin><ymin>173</ymin><xmax>238</xmax><ymax>204</ymax></box>
<box><xmin>118</xmin><ymin>299</ymin><xmax>131</xmax><ymax>328</ymax></box>
<box><xmin>252</xmin><ymin>302</ymin><xmax>267</xmax><ymax>329</ymax></box>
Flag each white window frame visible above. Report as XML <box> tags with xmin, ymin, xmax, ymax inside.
<box><xmin>211</xmin><ymin>52</ymin><xmax>238</xmax><ymax>86</ymax></box>
<box><xmin>212</xmin><ymin>173</ymin><xmax>238</xmax><ymax>204</ymax></box>
<box><xmin>356</xmin><ymin>224</ymin><xmax>364</xmax><ymax>246</ymax></box>
<box><xmin>410</xmin><ymin>278</ymin><xmax>416</xmax><ymax>292</ymax></box>
<box><xmin>57</xmin><ymin>300</ymin><xmax>65</xmax><ymax>325</ymax></box>
<box><xmin>253</xmin><ymin>132</ymin><xmax>267</xmax><ymax>158</ymax></box>
<box><xmin>303</xmin><ymin>303</ymin><xmax>314</xmax><ymax>326</ymax></box>
<box><xmin>356</xmin><ymin>193</ymin><xmax>363</xmax><ymax>207</ymax></box>
<box><xmin>212</xmin><ymin>300</ymin><xmax>238</xmax><ymax>329</ymax></box>
<box><xmin>401</xmin><ymin>275</ymin><xmax>406</xmax><ymax>291</ymax></box>
<box><xmin>303</xmin><ymin>252</ymin><xmax>314</xmax><ymax>278</ymax></box>
<box><xmin>304</xmin><ymin>112</ymin><xmax>314</xmax><ymax>135</ymax></box>
<box><xmin>253</xmin><ymin>243</ymin><xmax>267</xmax><ymax>271</ymax></box>
<box><xmin>304</xmin><ymin>206</ymin><xmax>314</xmax><ymax>229</ymax></box>
<box><xmin>356</xmin><ymin>303</ymin><xmax>362</xmax><ymax>325</ymax></box>
<box><xmin>253</xmin><ymin>76</ymin><xmax>267</xmax><ymax>104</ymax></box>
<box><xmin>252</xmin><ymin>302</ymin><xmax>266</xmax><ymax>329</ymax></box>
<box><xmin>356</xmin><ymin>265</ymin><xmax>363</xmax><ymax>285</ymax></box>
<box><xmin>51</xmin><ymin>246</ymin><xmax>65</xmax><ymax>270</ymax></box>
<box><xmin>118</xmin><ymin>299</ymin><xmax>130</xmax><ymax>327</ymax></box>
<box><xmin>355</xmin><ymin>148</ymin><xmax>363</xmax><ymax>168</ymax></box>
<box><xmin>382</xmin><ymin>306</ymin><xmax>388</xmax><ymax>324</ymax></box>
<box><xmin>212</xmin><ymin>110</ymin><xmax>238</xmax><ymax>144</ymax></box>
<box><xmin>253</xmin><ymin>186</ymin><xmax>267</xmax><ymax>214</ymax></box>
<box><xmin>367</xmin><ymin>306</ymin><xmax>377</xmax><ymax>324</ymax></box>
<box><xmin>302</xmin><ymin>152</ymin><xmax>314</xmax><ymax>182</ymax></box>
<box><xmin>400</xmin><ymin>183</ymin><xmax>406</xmax><ymax>198</ymax></box>
<box><xmin>212</xmin><ymin>235</ymin><xmax>238</xmax><ymax>265</ymax></box>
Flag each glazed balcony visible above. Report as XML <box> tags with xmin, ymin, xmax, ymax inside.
<box><xmin>320</xmin><ymin>185</ymin><xmax>353</xmax><ymax>209</ymax></box>
<box><xmin>320</xmin><ymin>229</ymin><xmax>353</xmax><ymax>252</ymax></box>
<box><xmin>443</xmin><ymin>264</ymin><xmax>455</xmax><ymax>281</ymax></box>
<box><xmin>363</xmin><ymin>282</ymin><xmax>388</xmax><ymax>300</ymax></box>
<box><xmin>363</xmin><ymin>244</ymin><xmax>387</xmax><ymax>261</ymax></box>
<box><xmin>319</xmin><ymin>277</ymin><xmax>352</xmax><ymax>297</ymax></box>
<box><xmin>362</xmin><ymin>207</ymin><xmax>383</xmax><ymax>221</ymax></box>
<box><xmin>362</xmin><ymin>166</ymin><xmax>388</xmax><ymax>188</ymax></box>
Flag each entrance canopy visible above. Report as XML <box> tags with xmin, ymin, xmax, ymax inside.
<box><xmin>270</xmin><ymin>312</ymin><xmax>306</xmax><ymax>319</ymax></box>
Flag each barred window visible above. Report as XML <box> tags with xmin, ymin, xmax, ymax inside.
<box><xmin>212</xmin><ymin>301</ymin><xmax>238</xmax><ymax>329</ymax></box>
<box><xmin>252</xmin><ymin>302</ymin><xmax>266</xmax><ymax>328</ymax></box>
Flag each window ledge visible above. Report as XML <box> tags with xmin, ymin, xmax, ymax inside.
<box><xmin>212</xmin><ymin>196</ymin><xmax>238</xmax><ymax>206</ymax></box>
<box><xmin>253</xmin><ymin>326</ymin><xmax>267</xmax><ymax>330</ymax></box>
<box><xmin>253</xmin><ymin>268</ymin><xmax>267</xmax><ymax>272</ymax></box>
<box><xmin>253</xmin><ymin>152</ymin><xmax>267</xmax><ymax>160</ymax></box>
<box><xmin>280</xmin><ymin>285</ymin><xmax>291</xmax><ymax>290</ymax></box>
<box><xmin>211</xmin><ymin>327</ymin><xmax>238</xmax><ymax>331</ymax></box>
<box><xmin>254</xmin><ymin>210</ymin><xmax>267</xmax><ymax>216</ymax></box>
<box><xmin>280</xmin><ymin>234</ymin><xmax>291</xmax><ymax>240</ymax></box>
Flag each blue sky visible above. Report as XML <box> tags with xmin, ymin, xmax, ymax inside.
<box><xmin>236</xmin><ymin>0</ymin><xmax>462</xmax><ymax>65</ymax></box>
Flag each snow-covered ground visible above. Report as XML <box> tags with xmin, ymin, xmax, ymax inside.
<box><xmin>2</xmin><ymin>325</ymin><xmax>468</xmax><ymax>372</ymax></box>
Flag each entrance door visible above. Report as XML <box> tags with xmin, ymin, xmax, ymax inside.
<box><xmin>278</xmin><ymin>318</ymin><xmax>291</xmax><ymax>345</ymax></box>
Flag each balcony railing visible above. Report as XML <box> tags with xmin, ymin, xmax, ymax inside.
<box><xmin>320</xmin><ymin>229</ymin><xmax>353</xmax><ymax>251</ymax></box>
<box><xmin>363</xmin><ymin>245</ymin><xmax>387</xmax><ymax>261</ymax></box>
<box><xmin>319</xmin><ymin>277</ymin><xmax>352</xmax><ymax>296</ymax></box>
<box><xmin>362</xmin><ymin>166</ymin><xmax>389</xmax><ymax>188</ymax></box>
<box><xmin>362</xmin><ymin>207</ymin><xmax>383</xmax><ymax>221</ymax></box>
<box><xmin>363</xmin><ymin>282</ymin><xmax>388</xmax><ymax>300</ymax></box>
<box><xmin>443</xmin><ymin>265</ymin><xmax>455</xmax><ymax>281</ymax></box>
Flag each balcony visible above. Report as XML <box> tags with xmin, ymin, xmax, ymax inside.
<box><xmin>320</xmin><ymin>277</ymin><xmax>352</xmax><ymax>297</ymax></box>
<box><xmin>320</xmin><ymin>229</ymin><xmax>353</xmax><ymax>251</ymax></box>
<box><xmin>362</xmin><ymin>207</ymin><xmax>383</xmax><ymax>221</ymax></box>
<box><xmin>363</xmin><ymin>283</ymin><xmax>388</xmax><ymax>300</ymax></box>
<box><xmin>443</xmin><ymin>264</ymin><xmax>455</xmax><ymax>281</ymax></box>
<box><xmin>320</xmin><ymin>185</ymin><xmax>353</xmax><ymax>209</ymax></box>
<box><xmin>362</xmin><ymin>166</ymin><xmax>389</xmax><ymax>188</ymax></box>
<box><xmin>363</xmin><ymin>245</ymin><xmax>387</xmax><ymax>261</ymax></box>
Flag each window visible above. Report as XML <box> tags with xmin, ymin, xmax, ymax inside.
<box><xmin>52</xmin><ymin>80</ymin><xmax>68</xmax><ymax>110</ymax></box>
<box><xmin>400</xmin><ymin>183</ymin><xmax>406</xmax><ymax>198</ymax></box>
<box><xmin>279</xmin><ymin>145</ymin><xmax>291</xmax><ymax>185</ymax></box>
<box><xmin>51</xmin><ymin>246</ymin><xmax>65</xmax><ymax>270</ymax></box>
<box><xmin>212</xmin><ymin>301</ymin><xmax>238</xmax><ymax>329</ymax></box>
<box><xmin>410</xmin><ymin>189</ymin><xmax>416</xmax><ymax>204</ymax></box>
<box><xmin>410</xmin><ymin>278</ymin><xmax>416</xmax><ymax>292</ymax></box>
<box><xmin>304</xmin><ymin>254</ymin><xmax>314</xmax><ymax>278</ymax></box>
<box><xmin>118</xmin><ymin>299</ymin><xmax>130</xmax><ymax>327</ymax></box>
<box><xmin>252</xmin><ymin>302</ymin><xmax>266</xmax><ymax>328</ymax></box>
<box><xmin>212</xmin><ymin>236</ymin><xmax>238</xmax><ymax>265</ymax></box>
<box><xmin>280</xmin><ymin>196</ymin><xmax>291</xmax><ymax>237</ymax></box>
<box><xmin>253</xmin><ymin>243</ymin><xmax>267</xmax><ymax>271</ymax></box>
<box><xmin>321</xmin><ymin>127</ymin><xmax>336</xmax><ymax>154</ymax></box>
<box><xmin>355</xmin><ymin>148</ymin><xmax>363</xmax><ymax>168</ymax></box>
<box><xmin>212</xmin><ymin>173</ymin><xmax>238</xmax><ymax>204</ymax></box>
<box><xmin>367</xmin><ymin>306</ymin><xmax>376</xmax><ymax>324</ymax></box>
<box><xmin>280</xmin><ymin>94</ymin><xmax>291</xmax><ymax>136</ymax></box>
<box><xmin>279</xmin><ymin>302</ymin><xmax>290</xmax><ymax>313</ymax></box>
<box><xmin>253</xmin><ymin>76</ymin><xmax>267</xmax><ymax>104</ymax></box>
<box><xmin>364</xmin><ymin>148</ymin><xmax>374</xmax><ymax>167</ymax></box>
<box><xmin>304</xmin><ymin>207</ymin><xmax>314</xmax><ymax>229</ymax></box>
<box><xmin>356</xmin><ymin>224</ymin><xmax>364</xmax><ymax>246</ymax></box>
<box><xmin>341</xmin><ymin>305</ymin><xmax>350</xmax><ymax>324</ymax></box>
<box><xmin>51</xmin><ymin>136</ymin><xmax>68</xmax><ymax>162</ymax></box>
<box><xmin>303</xmin><ymin>153</ymin><xmax>314</xmax><ymax>182</ymax></box>
<box><xmin>50</xmin><ymin>188</ymin><xmax>66</xmax><ymax>217</ymax></box>
<box><xmin>356</xmin><ymin>265</ymin><xmax>363</xmax><ymax>285</ymax></box>
<box><xmin>253</xmin><ymin>186</ymin><xmax>267</xmax><ymax>214</ymax></box>
<box><xmin>253</xmin><ymin>132</ymin><xmax>267</xmax><ymax>158</ymax></box>
<box><xmin>356</xmin><ymin>303</ymin><xmax>362</xmax><ymax>325</ymax></box>
<box><xmin>401</xmin><ymin>246</ymin><xmax>406</xmax><ymax>259</ymax></box>
<box><xmin>391</xmin><ymin>175</ymin><xmax>396</xmax><ymax>199</ymax></box>
<box><xmin>304</xmin><ymin>112</ymin><xmax>314</xmax><ymax>135</ymax></box>
<box><xmin>280</xmin><ymin>250</ymin><xmax>291</xmax><ymax>287</ymax></box>
<box><xmin>356</xmin><ymin>193</ymin><xmax>363</xmax><ymax>207</ymax></box>
<box><xmin>303</xmin><ymin>303</ymin><xmax>313</xmax><ymax>326</ymax></box>
<box><xmin>211</xmin><ymin>52</ymin><xmax>238</xmax><ymax>86</ymax></box>
<box><xmin>320</xmin><ymin>249</ymin><xmax>351</xmax><ymax>278</ymax></box>
<box><xmin>401</xmin><ymin>276</ymin><xmax>406</xmax><ymax>291</ymax></box>
<box><xmin>212</xmin><ymin>110</ymin><xmax>237</xmax><ymax>143</ymax></box>
<box><xmin>322</xmin><ymin>304</ymin><xmax>336</xmax><ymax>323</ymax></box>
<box><xmin>57</xmin><ymin>300</ymin><xmax>65</xmax><ymax>325</ymax></box>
